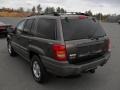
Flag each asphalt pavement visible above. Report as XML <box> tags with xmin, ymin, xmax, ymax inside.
<box><xmin>0</xmin><ymin>18</ymin><xmax>120</xmax><ymax>90</ymax></box>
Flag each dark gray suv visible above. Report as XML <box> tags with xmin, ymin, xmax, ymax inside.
<box><xmin>7</xmin><ymin>14</ymin><xmax>111</xmax><ymax>83</ymax></box>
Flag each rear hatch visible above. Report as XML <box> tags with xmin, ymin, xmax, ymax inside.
<box><xmin>61</xmin><ymin>16</ymin><xmax>109</xmax><ymax>64</ymax></box>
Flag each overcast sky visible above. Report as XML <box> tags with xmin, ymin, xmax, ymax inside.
<box><xmin>0</xmin><ymin>0</ymin><xmax>120</xmax><ymax>14</ymax></box>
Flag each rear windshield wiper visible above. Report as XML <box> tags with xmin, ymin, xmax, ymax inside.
<box><xmin>88</xmin><ymin>34</ymin><xmax>106</xmax><ymax>40</ymax></box>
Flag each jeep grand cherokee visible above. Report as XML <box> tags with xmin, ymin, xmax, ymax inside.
<box><xmin>7</xmin><ymin>14</ymin><xmax>111</xmax><ymax>83</ymax></box>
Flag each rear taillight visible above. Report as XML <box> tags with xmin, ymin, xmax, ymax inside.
<box><xmin>52</xmin><ymin>44</ymin><xmax>67</xmax><ymax>61</ymax></box>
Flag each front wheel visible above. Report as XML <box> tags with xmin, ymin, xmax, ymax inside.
<box><xmin>31</xmin><ymin>55</ymin><xmax>48</xmax><ymax>83</ymax></box>
<box><xmin>7</xmin><ymin>41</ymin><xmax>17</xmax><ymax>56</ymax></box>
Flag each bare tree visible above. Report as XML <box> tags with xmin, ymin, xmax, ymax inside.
<box><xmin>32</xmin><ymin>6</ymin><xmax>36</xmax><ymax>14</ymax></box>
<box><xmin>37</xmin><ymin>4</ymin><xmax>42</xmax><ymax>14</ymax></box>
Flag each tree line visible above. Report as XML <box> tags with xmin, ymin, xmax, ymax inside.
<box><xmin>31</xmin><ymin>4</ymin><xmax>66</xmax><ymax>14</ymax></box>
<box><xmin>0</xmin><ymin>4</ymin><xmax>66</xmax><ymax>14</ymax></box>
<box><xmin>30</xmin><ymin>5</ymin><xmax>111</xmax><ymax>21</ymax></box>
<box><xmin>0</xmin><ymin>4</ymin><xmax>120</xmax><ymax>22</ymax></box>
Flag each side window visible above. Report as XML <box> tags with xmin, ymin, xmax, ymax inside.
<box><xmin>37</xmin><ymin>19</ymin><xmax>56</xmax><ymax>40</ymax></box>
<box><xmin>17</xmin><ymin>20</ymin><xmax>25</xmax><ymax>30</ymax></box>
<box><xmin>31</xmin><ymin>19</ymin><xmax>36</xmax><ymax>34</ymax></box>
<box><xmin>16</xmin><ymin>20</ymin><xmax>26</xmax><ymax>34</ymax></box>
<box><xmin>24</xmin><ymin>19</ymin><xmax>34</xmax><ymax>33</ymax></box>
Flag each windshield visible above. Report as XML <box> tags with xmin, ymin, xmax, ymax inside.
<box><xmin>61</xmin><ymin>18</ymin><xmax>106</xmax><ymax>41</ymax></box>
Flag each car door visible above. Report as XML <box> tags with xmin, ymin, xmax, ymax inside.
<box><xmin>11</xmin><ymin>20</ymin><xmax>26</xmax><ymax>55</ymax></box>
<box><xmin>18</xmin><ymin>19</ymin><xmax>35</xmax><ymax>60</ymax></box>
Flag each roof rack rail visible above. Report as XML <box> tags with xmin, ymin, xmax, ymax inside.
<box><xmin>27</xmin><ymin>12</ymin><xmax>90</xmax><ymax>17</ymax></box>
<box><xmin>60</xmin><ymin>12</ymin><xmax>83</xmax><ymax>15</ymax></box>
<box><xmin>54</xmin><ymin>12</ymin><xmax>89</xmax><ymax>16</ymax></box>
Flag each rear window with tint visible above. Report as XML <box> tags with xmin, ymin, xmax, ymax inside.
<box><xmin>61</xmin><ymin>18</ymin><xmax>106</xmax><ymax>41</ymax></box>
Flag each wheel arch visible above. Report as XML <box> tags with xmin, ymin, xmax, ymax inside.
<box><xmin>28</xmin><ymin>45</ymin><xmax>45</xmax><ymax>60</ymax></box>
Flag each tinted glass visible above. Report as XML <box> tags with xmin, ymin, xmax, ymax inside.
<box><xmin>37</xmin><ymin>19</ymin><xmax>56</xmax><ymax>40</ymax></box>
<box><xmin>24</xmin><ymin>19</ymin><xmax>34</xmax><ymax>32</ymax></box>
<box><xmin>62</xmin><ymin>18</ymin><xmax>106</xmax><ymax>41</ymax></box>
<box><xmin>17</xmin><ymin>20</ymin><xmax>25</xmax><ymax>31</ymax></box>
<box><xmin>31</xmin><ymin>19</ymin><xmax>36</xmax><ymax>33</ymax></box>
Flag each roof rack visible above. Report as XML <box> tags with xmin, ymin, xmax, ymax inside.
<box><xmin>60</xmin><ymin>12</ymin><xmax>89</xmax><ymax>16</ymax></box>
<box><xmin>43</xmin><ymin>12</ymin><xmax>90</xmax><ymax>16</ymax></box>
<box><xmin>27</xmin><ymin>12</ymin><xmax>90</xmax><ymax>17</ymax></box>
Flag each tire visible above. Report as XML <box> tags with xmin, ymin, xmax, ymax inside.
<box><xmin>7</xmin><ymin>41</ymin><xmax>17</xmax><ymax>56</ymax></box>
<box><xmin>31</xmin><ymin>55</ymin><xmax>48</xmax><ymax>83</ymax></box>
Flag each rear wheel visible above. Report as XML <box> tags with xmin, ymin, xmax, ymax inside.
<box><xmin>7</xmin><ymin>41</ymin><xmax>17</xmax><ymax>56</ymax></box>
<box><xmin>31</xmin><ymin>55</ymin><xmax>48</xmax><ymax>83</ymax></box>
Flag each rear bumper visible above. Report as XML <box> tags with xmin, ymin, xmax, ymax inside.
<box><xmin>41</xmin><ymin>53</ymin><xmax>110</xmax><ymax>76</ymax></box>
